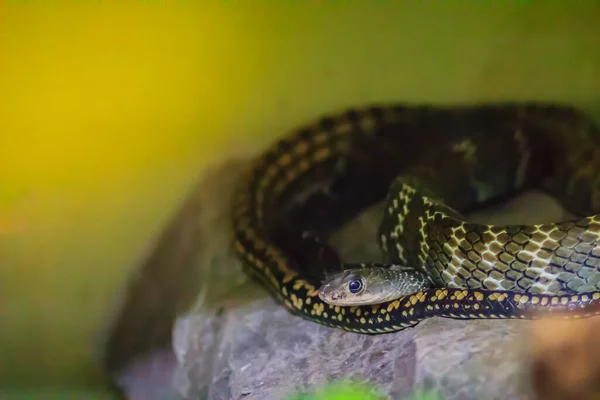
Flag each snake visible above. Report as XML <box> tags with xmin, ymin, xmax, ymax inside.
<box><xmin>231</xmin><ymin>103</ymin><xmax>600</xmax><ymax>334</ymax></box>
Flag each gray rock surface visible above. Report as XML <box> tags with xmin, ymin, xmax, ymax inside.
<box><xmin>170</xmin><ymin>160</ymin><xmax>574</xmax><ymax>400</ymax></box>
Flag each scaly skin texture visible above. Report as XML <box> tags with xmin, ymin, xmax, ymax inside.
<box><xmin>231</xmin><ymin>103</ymin><xmax>600</xmax><ymax>334</ymax></box>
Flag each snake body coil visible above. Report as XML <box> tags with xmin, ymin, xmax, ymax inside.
<box><xmin>231</xmin><ymin>103</ymin><xmax>600</xmax><ymax>334</ymax></box>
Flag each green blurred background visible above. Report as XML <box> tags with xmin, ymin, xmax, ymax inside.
<box><xmin>1</xmin><ymin>1</ymin><xmax>599</xmax><ymax>397</ymax></box>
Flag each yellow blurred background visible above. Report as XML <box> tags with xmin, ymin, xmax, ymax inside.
<box><xmin>1</xmin><ymin>0</ymin><xmax>599</xmax><ymax>396</ymax></box>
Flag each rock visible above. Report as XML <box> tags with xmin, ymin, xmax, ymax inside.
<box><xmin>100</xmin><ymin>156</ymin><xmax>592</xmax><ymax>399</ymax></box>
<box><xmin>169</xmin><ymin>160</ymin><xmax>578</xmax><ymax>400</ymax></box>
<box><xmin>114</xmin><ymin>348</ymin><xmax>181</xmax><ymax>400</ymax></box>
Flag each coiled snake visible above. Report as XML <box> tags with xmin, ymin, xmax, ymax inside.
<box><xmin>231</xmin><ymin>103</ymin><xmax>600</xmax><ymax>334</ymax></box>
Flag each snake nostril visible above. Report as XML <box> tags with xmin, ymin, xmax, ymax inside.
<box><xmin>319</xmin><ymin>286</ymin><xmax>332</xmax><ymax>300</ymax></box>
<box><xmin>331</xmin><ymin>291</ymin><xmax>340</xmax><ymax>300</ymax></box>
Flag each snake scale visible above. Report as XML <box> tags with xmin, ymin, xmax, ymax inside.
<box><xmin>231</xmin><ymin>103</ymin><xmax>600</xmax><ymax>334</ymax></box>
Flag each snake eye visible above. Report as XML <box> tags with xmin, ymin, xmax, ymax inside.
<box><xmin>348</xmin><ymin>279</ymin><xmax>363</xmax><ymax>294</ymax></box>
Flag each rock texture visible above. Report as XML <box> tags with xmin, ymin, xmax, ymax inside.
<box><xmin>170</xmin><ymin>161</ymin><xmax>574</xmax><ymax>400</ymax></box>
<box><xmin>102</xmin><ymin>158</ymin><xmax>583</xmax><ymax>400</ymax></box>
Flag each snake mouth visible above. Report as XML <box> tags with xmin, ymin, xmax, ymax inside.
<box><xmin>318</xmin><ymin>285</ymin><xmax>341</xmax><ymax>303</ymax></box>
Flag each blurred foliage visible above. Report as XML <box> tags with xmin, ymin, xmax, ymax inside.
<box><xmin>287</xmin><ymin>380</ymin><xmax>445</xmax><ymax>400</ymax></box>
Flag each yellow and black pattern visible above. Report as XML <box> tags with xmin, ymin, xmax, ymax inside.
<box><xmin>232</xmin><ymin>103</ymin><xmax>600</xmax><ymax>334</ymax></box>
<box><xmin>380</xmin><ymin>179</ymin><xmax>600</xmax><ymax>295</ymax></box>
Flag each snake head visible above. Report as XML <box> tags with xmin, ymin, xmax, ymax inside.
<box><xmin>318</xmin><ymin>269</ymin><xmax>370</xmax><ymax>306</ymax></box>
